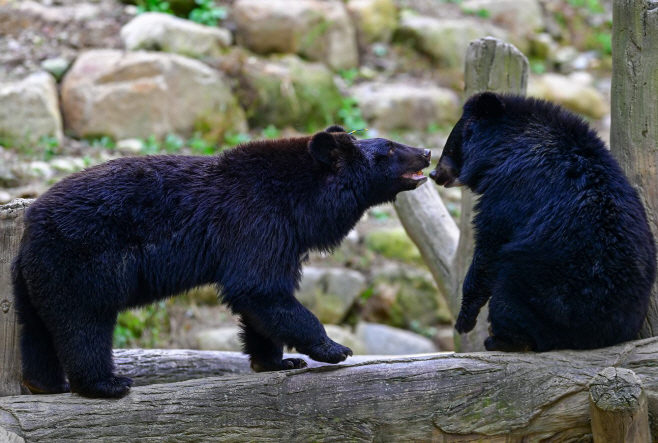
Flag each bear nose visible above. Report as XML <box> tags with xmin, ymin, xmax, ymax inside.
<box><xmin>423</xmin><ymin>149</ymin><xmax>431</xmax><ymax>159</ymax></box>
<box><xmin>429</xmin><ymin>169</ymin><xmax>438</xmax><ymax>180</ymax></box>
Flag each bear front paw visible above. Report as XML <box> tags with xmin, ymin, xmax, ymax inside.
<box><xmin>251</xmin><ymin>357</ymin><xmax>308</xmax><ymax>372</ymax></box>
<box><xmin>455</xmin><ymin>311</ymin><xmax>478</xmax><ymax>334</ymax></box>
<box><xmin>302</xmin><ymin>340</ymin><xmax>353</xmax><ymax>364</ymax></box>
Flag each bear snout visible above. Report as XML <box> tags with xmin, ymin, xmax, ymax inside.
<box><xmin>430</xmin><ymin>158</ymin><xmax>462</xmax><ymax>187</ymax></box>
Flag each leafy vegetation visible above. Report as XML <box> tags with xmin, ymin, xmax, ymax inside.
<box><xmin>338</xmin><ymin>68</ymin><xmax>360</xmax><ymax>87</ymax></box>
<box><xmin>114</xmin><ymin>301</ymin><xmax>170</xmax><ymax>348</ymax></box>
<box><xmin>135</xmin><ymin>0</ymin><xmax>227</xmax><ymax>27</ymax></box>
<box><xmin>90</xmin><ymin>136</ymin><xmax>116</xmax><ymax>150</ymax></box>
<box><xmin>136</xmin><ymin>0</ymin><xmax>174</xmax><ymax>15</ymax></box>
<box><xmin>337</xmin><ymin>97</ymin><xmax>368</xmax><ymax>134</ymax></box>
<box><xmin>188</xmin><ymin>0</ymin><xmax>227</xmax><ymax>26</ymax></box>
<box><xmin>566</xmin><ymin>0</ymin><xmax>605</xmax><ymax>13</ymax></box>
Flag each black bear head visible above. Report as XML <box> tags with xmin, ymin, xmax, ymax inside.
<box><xmin>308</xmin><ymin>125</ymin><xmax>431</xmax><ymax>205</ymax></box>
<box><xmin>429</xmin><ymin>92</ymin><xmax>505</xmax><ymax>189</ymax></box>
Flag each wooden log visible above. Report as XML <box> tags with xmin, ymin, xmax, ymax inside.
<box><xmin>393</xmin><ymin>182</ymin><xmax>459</xmax><ymax>307</ymax></box>
<box><xmin>2</xmin><ymin>337</ymin><xmax>658</xmax><ymax>442</ymax></box>
<box><xmin>113</xmin><ymin>348</ymin><xmax>429</xmax><ymax>386</ymax></box>
<box><xmin>589</xmin><ymin>367</ymin><xmax>651</xmax><ymax>443</ymax></box>
<box><xmin>0</xmin><ymin>199</ymin><xmax>33</xmax><ymax>397</ymax></box>
<box><xmin>610</xmin><ymin>0</ymin><xmax>658</xmax><ymax>338</ymax></box>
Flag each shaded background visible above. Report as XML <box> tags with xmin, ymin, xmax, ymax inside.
<box><xmin>0</xmin><ymin>0</ymin><xmax>614</xmax><ymax>355</ymax></box>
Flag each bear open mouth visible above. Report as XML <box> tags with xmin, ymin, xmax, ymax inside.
<box><xmin>402</xmin><ymin>170</ymin><xmax>428</xmax><ymax>187</ymax></box>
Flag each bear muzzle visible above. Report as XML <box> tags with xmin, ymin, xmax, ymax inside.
<box><xmin>400</xmin><ymin>149</ymin><xmax>431</xmax><ymax>188</ymax></box>
<box><xmin>429</xmin><ymin>158</ymin><xmax>463</xmax><ymax>188</ymax></box>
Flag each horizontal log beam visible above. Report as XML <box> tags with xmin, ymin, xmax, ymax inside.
<box><xmin>1</xmin><ymin>338</ymin><xmax>657</xmax><ymax>442</ymax></box>
<box><xmin>113</xmin><ymin>348</ymin><xmax>426</xmax><ymax>385</ymax></box>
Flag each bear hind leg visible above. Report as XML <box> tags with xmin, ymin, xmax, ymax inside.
<box><xmin>19</xmin><ymin>309</ymin><xmax>70</xmax><ymax>394</ymax></box>
<box><xmin>51</xmin><ymin>310</ymin><xmax>133</xmax><ymax>398</ymax></box>
<box><xmin>486</xmin><ymin>293</ymin><xmax>541</xmax><ymax>353</ymax></box>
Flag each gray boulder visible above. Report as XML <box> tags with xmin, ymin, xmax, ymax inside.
<box><xmin>346</xmin><ymin>0</ymin><xmax>398</xmax><ymax>44</ymax></box>
<box><xmin>61</xmin><ymin>50</ymin><xmax>247</xmax><ymax>141</ymax></box>
<box><xmin>323</xmin><ymin>325</ymin><xmax>367</xmax><ymax>355</ymax></box>
<box><xmin>196</xmin><ymin>324</ymin><xmax>367</xmax><ymax>355</ymax></box>
<box><xmin>121</xmin><ymin>12</ymin><xmax>232</xmax><ymax>59</ymax></box>
<box><xmin>353</xmin><ymin>82</ymin><xmax>460</xmax><ymax>131</ymax></box>
<box><xmin>528</xmin><ymin>73</ymin><xmax>609</xmax><ymax>119</ymax></box>
<box><xmin>356</xmin><ymin>322</ymin><xmax>438</xmax><ymax>355</ymax></box>
<box><xmin>231</xmin><ymin>53</ymin><xmax>343</xmax><ymax>129</ymax></box>
<box><xmin>396</xmin><ymin>14</ymin><xmax>508</xmax><ymax>68</ymax></box>
<box><xmin>461</xmin><ymin>0</ymin><xmax>543</xmax><ymax>43</ymax></box>
<box><xmin>233</xmin><ymin>0</ymin><xmax>358</xmax><ymax>70</ymax></box>
<box><xmin>0</xmin><ymin>72</ymin><xmax>63</xmax><ymax>144</ymax></box>
<box><xmin>196</xmin><ymin>326</ymin><xmax>242</xmax><ymax>352</ymax></box>
<box><xmin>297</xmin><ymin>266</ymin><xmax>367</xmax><ymax>324</ymax></box>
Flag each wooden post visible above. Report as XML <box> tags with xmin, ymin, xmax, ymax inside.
<box><xmin>393</xmin><ymin>183</ymin><xmax>459</xmax><ymax>310</ymax></box>
<box><xmin>455</xmin><ymin>38</ymin><xmax>528</xmax><ymax>351</ymax></box>
<box><xmin>395</xmin><ymin>38</ymin><xmax>528</xmax><ymax>351</ymax></box>
<box><xmin>589</xmin><ymin>367</ymin><xmax>651</xmax><ymax>442</ymax></box>
<box><xmin>0</xmin><ymin>199</ymin><xmax>32</xmax><ymax>397</ymax></box>
<box><xmin>610</xmin><ymin>0</ymin><xmax>658</xmax><ymax>338</ymax></box>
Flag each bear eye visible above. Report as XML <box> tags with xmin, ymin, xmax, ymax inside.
<box><xmin>387</xmin><ymin>147</ymin><xmax>394</xmax><ymax>156</ymax></box>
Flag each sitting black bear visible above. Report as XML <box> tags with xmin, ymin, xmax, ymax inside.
<box><xmin>430</xmin><ymin>93</ymin><xmax>656</xmax><ymax>352</ymax></box>
<box><xmin>13</xmin><ymin>126</ymin><xmax>431</xmax><ymax>398</ymax></box>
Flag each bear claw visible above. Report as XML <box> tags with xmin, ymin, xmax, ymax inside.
<box><xmin>251</xmin><ymin>358</ymin><xmax>307</xmax><ymax>372</ymax></box>
<box><xmin>455</xmin><ymin>312</ymin><xmax>477</xmax><ymax>334</ymax></box>
<box><xmin>303</xmin><ymin>340</ymin><xmax>353</xmax><ymax>364</ymax></box>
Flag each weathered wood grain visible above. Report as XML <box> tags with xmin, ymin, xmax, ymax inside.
<box><xmin>2</xmin><ymin>338</ymin><xmax>658</xmax><ymax>442</ymax></box>
<box><xmin>610</xmin><ymin>0</ymin><xmax>658</xmax><ymax>339</ymax></box>
<box><xmin>589</xmin><ymin>367</ymin><xmax>651</xmax><ymax>442</ymax></box>
<box><xmin>0</xmin><ymin>199</ymin><xmax>33</xmax><ymax>397</ymax></box>
<box><xmin>113</xmin><ymin>348</ymin><xmax>428</xmax><ymax>385</ymax></box>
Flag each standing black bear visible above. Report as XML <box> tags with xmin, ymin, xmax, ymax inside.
<box><xmin>13</xmin><ymin>126</ymin><xmax>431</xmax><ymax>398</ymax></box>
<box><xmin>430</xmin><ymin>92</ymin><xmax>656</xmax><ymax>352</ymax></box>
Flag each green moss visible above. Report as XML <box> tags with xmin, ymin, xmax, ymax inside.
<box><xmin>236</xmin><ymin>55</ymin><xmax>343</xmax><ymax>130</ymax></box>
<box><xmin>365</xmin><ymin>228</ymin><xmax>423</xmax><ymax>265</ymax></box>
<box><xmin>114</xmin><ymin>301</ymin><xmax>171</xmax><ymax>348</ymax></box>
<box><xmin>362</xmin><ymin>264</ymin><xmax>452</xmax><ymax>331</ymax></box>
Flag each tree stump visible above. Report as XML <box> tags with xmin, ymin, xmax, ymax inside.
<box><xmin>589</xmin><ymin>367</ymin><xmax>651</xmax><ymax>442</ymax></box>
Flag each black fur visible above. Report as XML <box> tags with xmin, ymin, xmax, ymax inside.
<box><xmin>430</xmin><ymin>93</ymin><xmax>656</xmax><ymax>352</ymax></box>
<box><xmin>13</xmin><ymin>126</ymin><xmax>430</xmax><ymax>398</ymax></box>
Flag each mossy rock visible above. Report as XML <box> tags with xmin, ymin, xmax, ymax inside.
<box><xmin>363</xmin><ymin>264</ymin><xmax>452</xmax><ymax>330</ymax></box>
<box><xmin>233</xmin><ymin>54</ymin><xmax>343</xmax><ymax>131</ymax></box>
<box><xmin>365</xmin><ymin>227</ymin><xmax>423</xmax><ymax>265</ymax></box>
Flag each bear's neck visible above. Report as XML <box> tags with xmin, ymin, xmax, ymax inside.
<box><xmin>297</xmin><ymin>175</ymin><xmax>370</xmax><ymax>254</ymax></box>
<box><xmin>215</xmin><ymin>139</ymin><xmax>370</xmax><ymax>256</ymax></box>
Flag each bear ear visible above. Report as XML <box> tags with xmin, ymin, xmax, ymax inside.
<box><xmin>473</xmin><ymin>92</ymin><xmax>505</xmax><ymax>118</ymax></box>
<box><xmin>309</xmin><ymin>131</ymin><xmax>339</xmax><ymax>165</ymax></box>
<box><xmin>325</xmin><ymin>125</ymin><xmax>346</xmax><ymax>133</ymax></box>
